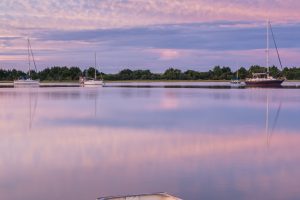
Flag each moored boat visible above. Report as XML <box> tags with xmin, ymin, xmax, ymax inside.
<box><xmin>14</xmin><ymin>78</ymin><xmax>39</xmax><ymax>87</ymax></box>
<box><xmin>14</xmin><ymin>38</ymin><xmax>40</xmax><ymax>87</ymax></box>
<box><xmin>245</xmin><ymin>20</ymin><xmax>285</xmax><ymax>87</ymax></box>
<box><xmin>82</xmin><ymin>79</ymin><xmax>104</xmax><ymax>85</ymax></box>
<box><xmin>230</xmin><ymin>69</ymin><xmax>243</xmax><ymax>87</ymax></box>
<box><xmin>81</xmin><ymin>52</ymin><xmax>104</xmax><ymax>86</ymax></box>
<box><xmin>245</xmin><ymin>73</ymin><xmax>284</xmax><ymax>87</ymax></box>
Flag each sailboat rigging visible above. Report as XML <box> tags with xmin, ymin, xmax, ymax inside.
<box><xmin>245</xmin><ymin>20</ymin><xmax>285</xmax><ymax>87</ymax></box>
<box><xmin>14</xmin><ymin>38</ymin><xmax>40</xmax><ymax>87</ymax></box>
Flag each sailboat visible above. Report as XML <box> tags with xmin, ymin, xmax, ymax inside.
<box><xmin>81</xmin><ymin>52</ymin><xmax>104</xmax><ymax>86</ymax></box>
<box><xmin>245</xmin><ymin>20</ymin><xmax>285</xmax><ymax>87</ymax></box>
<box><xmin>230</xmin><ymin>69</ymin><xmax>242</xmax><ymax>85</ymax></box>
<box><xmin>14</xmin><ymin>38</ymin><xmax>40</xmax><ymax>87</ymax></box>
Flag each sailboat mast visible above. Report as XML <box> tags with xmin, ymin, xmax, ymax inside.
<box><xmin>94</xmin><ymin>52</ymin><xmax>97</xmax><ymax>80</ymax></box>
<box><xmin>28</xmin><ymin>38</ymin><xmax>31</xmax><ymax>78</ymax></box>
<box><xmin>267</xmin><ymin>20</ymin><xmax>270</xmax><ymax>76</ymax></box>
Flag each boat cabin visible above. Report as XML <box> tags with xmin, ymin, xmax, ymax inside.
<box><xmin>251</xmin><ymin>73</ymin><xmax>269</xmax><ymax>79</ymax></box>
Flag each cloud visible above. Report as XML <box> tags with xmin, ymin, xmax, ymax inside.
<box><xmin>1</xmin><ymin>0</ymin><xmax>300</xmax><ymax>33</ymax></box>
<box><xmin>35</xmin><ymin>22</ymin><xmax>300</xmax><ymax>51</ymax></box>
<box><xmin>156</xmin><ymin>49</ymin><xmax>181</xmax><ymax>60</ymax></box>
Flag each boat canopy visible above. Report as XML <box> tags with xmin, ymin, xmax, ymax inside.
<box><xmin>251</xmin><ymin>73</ymin><xmax>268</xmax><ymax>78</ymax></box>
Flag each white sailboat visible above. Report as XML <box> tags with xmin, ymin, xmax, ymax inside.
<box><xmin>245</xmin><ymin>20</ymin><xmax>285</xmax><ymax>87</ymax></box>
<box><xmin>14</xmin><ymin>38</ymin><xmax>40</xmax><ymax>87</ymax></box>
<box><xmin>81</xmin><ymin>52</ymin><xmax>104</xmax><ymax>86</ymax></box>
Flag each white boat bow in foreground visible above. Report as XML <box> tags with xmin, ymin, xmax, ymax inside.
<box><xmin>97</xmin><ymin>192</ymin><xmax>182</xmax><ymax>200</ymax></box>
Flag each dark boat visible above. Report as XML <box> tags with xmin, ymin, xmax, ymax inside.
<box><xmin>245</xmin><ymin>20</ymin><xmax>285</xmax><ymax>87</ymax></box>
<box><xmin>245</xmin><ymin>73</ymin><xmax>284</xmax><ymax>87</ymax></box>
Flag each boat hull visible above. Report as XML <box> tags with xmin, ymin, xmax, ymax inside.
<box><xmin>83</xmin><ymin>80</ymin><xmax>104</xmax><ymax>86</ymax></box>
<box><xmin>245</xmin><ymin>79</ymin><xmax>284</xmax><ymax>87</ymax></box>
<box><xmin>14</xmin><ymin>79</ymin><xmax>40</xmax><ymax>87</ymax></box>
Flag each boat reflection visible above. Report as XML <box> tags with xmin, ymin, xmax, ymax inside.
<box><xmin>264</xmin><ymin>90</ymin><xmax>283</xmax><ymax>148</ymax></box>
<box><xmin>28</xmin><ymin>88</ymin><xmax>39</xmax><ymax>129</ymax></box>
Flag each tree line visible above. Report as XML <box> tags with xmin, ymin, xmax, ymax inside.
<box><xmin>1</xmin><ymin>65</ymin><xmax>300</xmax><ymax>81</ymax></box>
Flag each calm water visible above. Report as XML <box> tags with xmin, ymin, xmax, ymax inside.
<box><xmin>0</xmin><ymin>85</ymin><xmax>300</xmax><ymax>200</ymax></box>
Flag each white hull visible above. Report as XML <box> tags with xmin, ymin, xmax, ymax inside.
<box><xmin>14</xmin><ymin>79</ymin><xmax>40</xmax><ymax>87</ymax></box>
<box><xmin>230</xmin><ymin>80</ymin><xmax>241</xmax><ymax>84</ymax></box>
<box><xmin>97</xmin><ymin>192</ymin><xmax>182</xmax><ymax>200</ymax></box>
<box><xmin>83</xmin><ymin>80</ymin><xmax>104</xmax><ymax>86</ymax></box>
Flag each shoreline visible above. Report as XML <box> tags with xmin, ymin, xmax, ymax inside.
<box><xmin>1</xmin><ymin>79</ymin><xmax>300</xmax><ymax>84</ymax></box>
<box><xmin>0</xmin><ymin>80</ymin><xmax>300</xmax><ymax>89</ymax></box>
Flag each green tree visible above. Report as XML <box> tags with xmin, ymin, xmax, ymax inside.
<box><xmin>269</xmin><ymin>65</ymin><xmax>281</xmax><ymax>78</ymax></box>
<box><xmin>118</xmin><ymin>69</ymin><xmax>133</xmax><ymax>80</ymax></box>
<box><xmin>236</xmin><ymin>67</ymin><xmax>248</xmax><ymax>79</ymax></box>
<box><xmin>211</xmin><ymin>66</ymin><xmax>223</xmax><ymax>80</ymax></box>
<box><xmin>184</xmin><ymin>70</ymin><xmax>200</xmax><ymax>80</ymax></box>
<box><xmin>163</xmin><ymin>68</ymin><xmax>182</xmax><ymax>80</ymax></box>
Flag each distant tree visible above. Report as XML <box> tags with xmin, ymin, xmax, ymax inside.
<box><xmin>132</xmin><ymin>70</ymin><xmax>152</xmax><ymax>80</ymax></box>
<box><xmin>269</xmin><ymin>65</ymin><xmax>281</xmax><ymax>78</ymax></box>
<box><xmin>118</xmin><ymin>69</ymin><xmax>133</xmax><ymax>80</ymax></box>
<box><xmin>198</xmin><ymin>71</ymin><xmax>211</xmax><ymax>80</ymax></box>
<box><xmin>211</xmin><ymin>66</ymin><xmax>222</xmax><ymax>80</ymax></box>
<box><xmin>163</xmin><ymin>68</ymin><xmax>182</xmax><ymax>80</ymax></box>
<box><xmin>210</xmin><ymin>66</ymin><xmax>232</xmax><ymax>80</ymax></box>
<box><xmin>184</xmin><ymin>70</ymin><xmax>200</xmax><ymax>80</ymax></box>
<box><xmin>3</xmin><ymin>65</ymin><xmax>300</xmax><ymax>82</ymax></box>
<box><xmin>150</xmin><ymin>73</ymin><xmax>161</xmax><ymax>80</ymax></box>
<box><xmin>83</xmin><ymin>67</ymin><xmax>98</xmax><ymax>79</ymax></box>
<box><xmin>69</xmin><ymin>67</ymin><xmax>82</xmax><ymax>80</ymax></box>
<box><xmin>235</xmin><ymin>67</ymin><xmax>248</xmax><ymax>79</ymax></box>
<box><xmin>29</xmin><ymin>70</ymin><xmax>39</xmax><ymax>80</ymax></box>
<box><xmin>283</xmin><ymin>67</ymin><xmax>300</xmax><ymax>80</ymax></box>
<box><xmin>220</xmin><ymin>66</ymin><xmax>232</xmax><ymax>80</ymax></box>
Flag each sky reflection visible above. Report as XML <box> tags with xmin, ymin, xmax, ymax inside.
<box><xmin>0</xmin><ymin>87</ymin><xmax>300</xmax><ymax>200</ymax></box>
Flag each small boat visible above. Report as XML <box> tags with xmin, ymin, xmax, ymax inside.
<box><xmin>81</xmin><ymin>52</ymin><xmax>104</xmax><ymax>86</ymax></box>
<box><xmin>14</xmin><ymin>38</ymin><xmax>40</xmax><ymax>87</ymax></box>
<box><xmin>230</xmin><ymin>68</ymin><xmax>245</xmax><ymax>88</ymax></box>
<box><xmin>97</xmin><ymin>192</ymin><xmax>182</xmax><ymax>200</ymax></box>
<box><xmin>230</xmin><ymin>69</ymin><xmax>242</xmax><ymax>86</ymax></box>
<box><xmin>245</xmin><ymin>20</ymin><xmax>285</xmax><ymax>87</ymax></box>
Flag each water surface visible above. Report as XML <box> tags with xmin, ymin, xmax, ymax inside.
<box><xmin>0</xmin><ymin>86</ymin><xmax>300</xmax><ymax>200</ymax></box>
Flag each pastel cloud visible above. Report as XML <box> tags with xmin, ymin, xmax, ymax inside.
<box><xmin>151</xmin><ymin>49</ymin><xmax>181</xmax><ymax>60</ymax></box>
<box><xmin>1</xmin><ymin>0</ymin><xmax>300</xmax><ymax>32</ymax></box>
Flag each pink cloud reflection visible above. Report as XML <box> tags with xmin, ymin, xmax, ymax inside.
<box><xmin>0</xmin><ymin>125</ymin><xmax>300</xmax><ymax>200</ymax></box>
